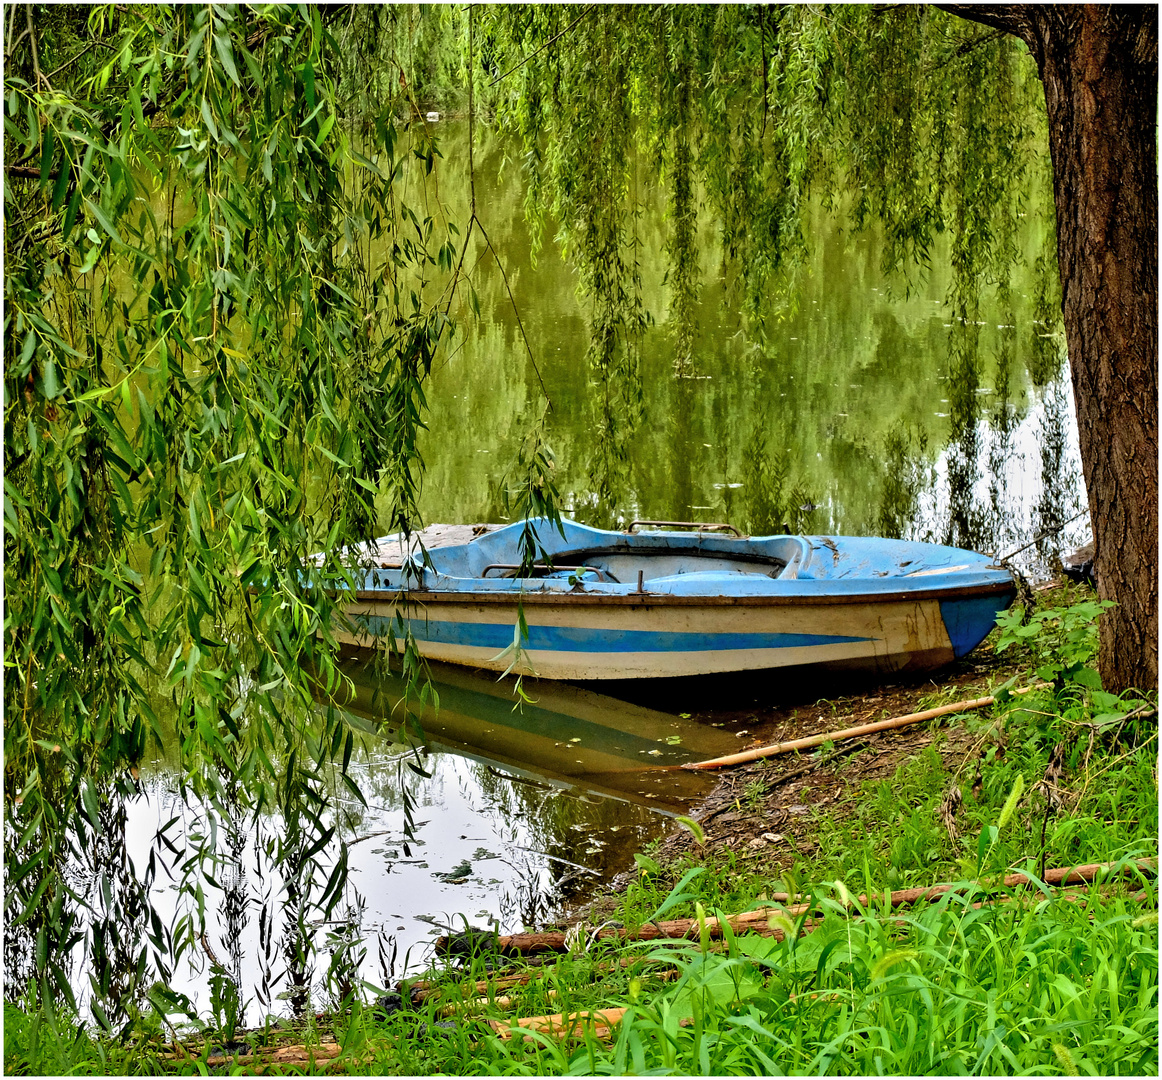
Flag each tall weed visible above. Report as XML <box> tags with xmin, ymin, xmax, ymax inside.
<box><xmin>367</xmin><ymin>868</ymin><xmax>1156</xmax><ymax>1076</ymax></box>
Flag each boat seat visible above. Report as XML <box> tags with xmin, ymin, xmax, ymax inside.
<box><xmin>650</xmin><ymin>570</ymin><xmax>769</xmax><ymax>584</ymax></box>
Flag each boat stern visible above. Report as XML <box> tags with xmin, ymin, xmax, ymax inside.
<box><xmin>939</xmin><ymin>585</ymin><xmax>1019</xmax><ymax>658</ymax></box>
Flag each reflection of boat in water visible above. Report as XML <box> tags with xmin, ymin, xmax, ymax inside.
<box><xmin>334</xmin><ymin>518</ymin><xmax>1017</xmax><ymax>681</ymax></box>
<box><xmin>333</xmin><ymin>654</ymin><xmax>740</xmax><ymax>814</ymax></box>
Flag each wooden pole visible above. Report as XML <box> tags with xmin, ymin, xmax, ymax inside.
<box><xmin>472</xmin><ymin>857</ymin><xmax>1155</xmax><ymax>955</ymax></box>
<box><xmin>410</xmin><ymin>955</ymin><xmax>665</xmax><ymax>1005</ymax></box>
<box><xmin>680</xmin><ymin>685</ymin><xmax>1042</xmax><ymax>771</ymax></box>
<box><xmin>488</xmin><ymin>1007</ymin><xmax>628</xmax><ymax>1041</ymax></box>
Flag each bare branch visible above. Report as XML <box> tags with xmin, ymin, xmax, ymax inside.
<box><xmin>5</xmin><ymin>163</ymin><xmax>59</xmax><ymax>181</ymax></box>
<box><xmin>46</xmin><ymin>37</ymin><xmax>115</xmax><ymax>82</ymax></box>
<box><xmin>26</xmin><ymin>5</ymin><xmax>47</xmax><ymax>91</ymax></box>
<box><xmin>488</xmin><ymin>9</ymin><xmax>591</xmax><ymax>87</ymax></box>
<box><xmin>936</xmin><ymin>4</ymin><xmax>1037</xmax><ymax>48</ymax></box>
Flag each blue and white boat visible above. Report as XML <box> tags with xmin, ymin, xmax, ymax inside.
<box><xmin>335</xmin><ymin>519</ymin><xmax>1016</xmax><ymax>681</ymax></box>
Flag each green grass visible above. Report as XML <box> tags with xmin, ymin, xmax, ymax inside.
<box><xmin>2</xmin><ymin>1001</ymin><xmax>149</xmax><ymax>1076</ymax></box>
<box><xmin>359</xmin><ymin>867</ymin><xmax>1156</xmax><ymax>1076</ymax></box>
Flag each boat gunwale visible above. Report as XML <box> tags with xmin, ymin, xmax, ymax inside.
<box><xmin>347</xmin><ymin>578</ymin><xmax>1016</xmax><ymax>608</ymax></box>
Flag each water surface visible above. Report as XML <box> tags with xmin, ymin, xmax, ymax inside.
<box><xmin>114</xmin><ymin>659</ymin><xmax>742</xmax><ymax>1019</ymax></box>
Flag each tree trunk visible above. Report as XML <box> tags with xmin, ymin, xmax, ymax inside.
<box><xmin>941</xmin><ymin>5</ymin><xmax>1158</xmax><ymax>693</ymax></box>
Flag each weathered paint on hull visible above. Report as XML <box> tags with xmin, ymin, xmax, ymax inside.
<box><xmin>328</xmin><ymin>520</ymin><xmax>1016</xmax><ymax>681</ymax></box>
<box><xmin>334</xmin><ymin>591</ymin><xmax>994</xmax><ymax>680</ymax></box>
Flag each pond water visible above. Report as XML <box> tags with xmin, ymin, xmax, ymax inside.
<box><xmin>115</xmin><ymin>659</ymin><xmax>743</xmax><ymax>1021</ymax></box>
<box><xmin>27</xmin><ymin>121</ymin><xmax>1090</xmax><ymax>1025</ymax></box>
<box><xmin>405</xmin><ymin>125</ymin><xmax>1088</xmax><ymax>576</ymax></box>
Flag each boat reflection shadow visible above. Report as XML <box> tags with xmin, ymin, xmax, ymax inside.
<box><xmin>333</xmin><ymin>649</ymin><xmax>741</xmax><ymax>815</ymax></box>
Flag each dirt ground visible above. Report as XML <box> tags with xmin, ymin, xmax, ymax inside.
<box><xmin>569</xmin><ymin>619</ymin><xmax>1034</xmax><ymax>922</ymax></box>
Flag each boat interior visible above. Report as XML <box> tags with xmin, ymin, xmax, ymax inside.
<box><xmin>479</xmin><ymin>548</ymin><xmax>786</xmax><ymax>582</ymax></box>
<box><xmin>428</xmin><ymin>534</ymin><xmax>812</xmax><ymax>584</ymax></box>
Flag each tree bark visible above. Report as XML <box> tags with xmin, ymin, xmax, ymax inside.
<box><xmin>939</xmin><ymin>5</ymin><xmax>1158</xmax><ymax>693</ymax></box>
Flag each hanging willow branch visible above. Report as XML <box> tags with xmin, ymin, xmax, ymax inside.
<box><xmin>3</xmin><ymin>3</ymin><xmax>456</xmax><ymax>1022</ymax></box>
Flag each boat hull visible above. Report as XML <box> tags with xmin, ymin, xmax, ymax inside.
<box><xmin>336</xmin><ymin>584</ymin><xmax>1013</xmax><ymax>680</ymax></box>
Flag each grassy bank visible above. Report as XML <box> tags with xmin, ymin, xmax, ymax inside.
<box><xmin>374</xmin><ymin>871</ymin><xmax>1156</xmax><ymax>1075</ymax></box>
<box><xmin>5</xmin><ymin>590</ymin><xmax>1158</xmax><ymax>1075</ymax></box>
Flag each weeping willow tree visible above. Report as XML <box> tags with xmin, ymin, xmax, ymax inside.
<box><xmin>469</xmin><ymin>3</ymin><xmax>1156</xmax><ymax>694</ymax></box>
<box><xmin>3</xmin><ymin>0</ymin><xmax>1155</xmax><ymax>1033</ymax></box>
<box><xmin>2</xmin><ymin>4</ymin><xmax>460</xmax><ymax>1023</ymax></box>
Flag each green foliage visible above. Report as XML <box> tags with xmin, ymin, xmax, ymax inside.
<box><xmin>674</xmin><ymin>816</ymin><xmax>705</xmax><ymax>846</ymax></box>
<box><xmin>876</xmin><ymin>421</ymin><xmax>931</xmax><ymax>540</ymax></box>
<box><xmin>498</xmin><ymin>409</ymin><xmax>565</xmax><ymax>570</ymax></box>
<box><xmin>3</xmin><ymin>3</ymin><xmax>462</xmax><ymax>1025</ymax></box>
<box><xmin>332</xmin><ymin>6</ymin><xmax>463</xmax><ymax>122</ymax></box>
<box><xmin>741</xmin><ymin>425</ymin><xmax>814</xmax><ymax>535</ymax></box>
<box><xmin>207</xmin><ymin>963</ymin><xmax>241</xmax><ymax>1046</ymax></box>
<box><xmin>995</xmin><ymin>598</ymin><xmax>1114</xmax><ymax>688</ymax></box>
<box><xmin>3</xmin><ymin>997</ymin><xmax>152</xmax><ymax>1076</ymax></box>
<box><xmin>476</xmin><ymin>5</ymin><xmax>1056</xmax><ymax>526</ymax></box>
<box><xmin>473</xmin><ymin>6</ymin><xmax>651</xmax><ymax>523</ymax></box>
<box><xmin>358</xmin><ymin>865</ymin><xmax>1156</xmax><ymax>1076</ymax></box>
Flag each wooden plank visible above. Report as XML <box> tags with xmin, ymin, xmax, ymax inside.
<box><xmin>487</xmin><ymin>1007</ymin><xmax>628</xmax><ymax>1041</ymax></box>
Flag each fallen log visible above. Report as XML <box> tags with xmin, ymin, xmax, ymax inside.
<box><xmin>487</xmin><ymin>1007</ymin><xmax>628</xmax><ymax>1041</ymax></box>
<box><xmin>166</xmin><ymin>1039</ymin><xmax>363</xmax><ymax>1073</ymax></box>
<box><xmin>466</xmin><ymin>857</ymin><xmax>1156</xmax><ymax>955</ymax></box>
<box><xmin>680</xmin><ymin>685</ymin><xmax>1043</xmax><ymax>770</ymax></box>
<box><xmin>205</xmin><ymin>1041</ymin><xmax>343</xmax><ymax>1066</ymax></box>
<box><xmin>447</xmin><ymin>987</ymin><xmax>559</xmax><ymax>1017</ymax></box>
<box><xmin>854</xmin><ymin>857</ymin><xmax>1156</xmax><ymax>908</ymax></box>
<box><xmin>408</xmin><ymin>968</ymin><xmax>540</xmax><ymax>1001</ymax></box>
<box><xmin>441</xmin><ymin>965</ymin><xmax>680</xmax><ymax>1017</ymax></box>
<box><xmin>408</xmin><ymin>955</ymin><xmax>664</xmax><ymax>1003</ymax></box>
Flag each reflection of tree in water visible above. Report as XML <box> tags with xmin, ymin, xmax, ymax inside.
<box><xmin>934</xmin><ymin>285</ymin><xmax>1072</xmax><ymax>561</ymax></box>
<box><xmin>216</xmin><ymin>778</ymin><xmax>251</xmax><ymax>1025</ymax></box>
<box><xmin>943</xmin><ymin>308</ymin><xmax>989</xmax><ymax>551</ymax></box>
<box><xmin>1033</xmin><ymin>377</ymin><xmax>1085</xmax><ymax>565</ymax></box>
<box><xmin>274</xmin><ymin>821</ymin><xmax>312</xmax><ymax>1019</ymax></box>
<box><xmin>79</xmin><ymin>790</ymin><xmax>151</xmax><ymax>1028</ymax></box>
<box><xmin>984</xmin><ymin>292</ymin><xmax>1023</xmax><ymax>557</ymax></box>
<box><xmin>470</xmin><ymin>762</ymin><xmax>660</xmax><ymax>911</ymax></box>
<box><xmin>1027</xmin><ymin>249</ymin><xmax>1065</xmax><ymax>389</ymax></box>
<box><xmin>937</xmin><ymin>268</ymin><xmax>1075</xmax><ymax>566</ymax></box>
<box><xmin>876</xmin><ymin>422</ymin><xmax>931</xmax><ymax>541</ymax></box>
<box><xmin>740</xmin><ymin>427</ymin><xmax>815</xmax><ymax>536</ymax></box>
<box><xmin>662</xmin><ymin>376</ymin><xmax>697</xmax><ymax>525</ymax></box>
<box><xmin>2</xmin><ymin>821</ymin><xmax>56</xmax><ymax>1001</ymax></box>
<box><xmin>582</xmin><ymin>375</ymin><xmax>642</xmax><ymax>530</ymax></box>
<box><xmin>4</xmin><ymin>781</ymin><xmax>154</xmax><ymax>1029</ymax></box>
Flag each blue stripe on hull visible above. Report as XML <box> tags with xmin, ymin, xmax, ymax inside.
<box><xmin>352</xmin><ymin>614</ymin><xmax>870</xmax><ymax>654</ymax></box>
